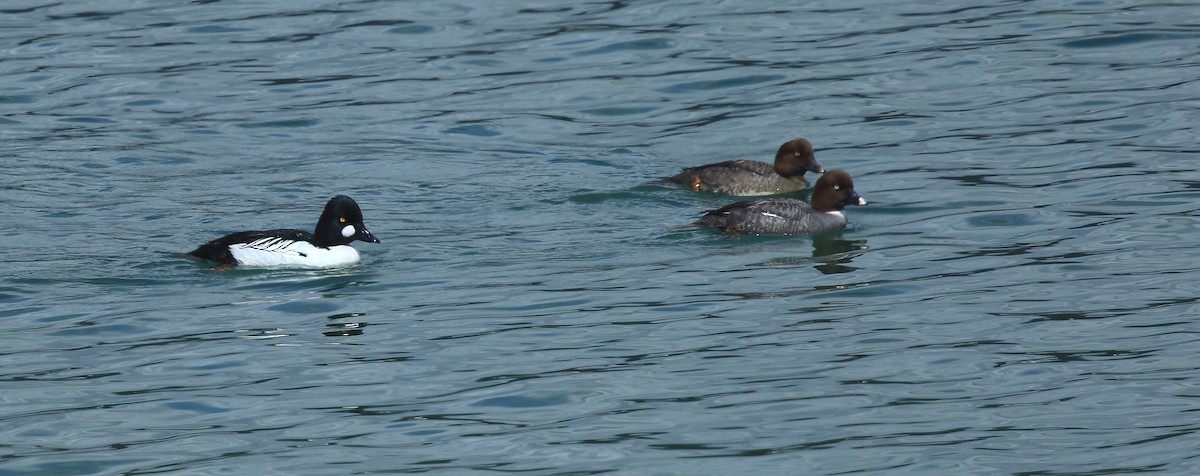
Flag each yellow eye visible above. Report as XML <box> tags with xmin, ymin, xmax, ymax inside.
<box><xmin>794</xmin><ymin>151</ymin><xmax>802</xmax><ymax>156</ymax></box>
<box><xmin>339</xmin><ymin>217</ymin><xmax>346</xmax><ymax>223</ymax></box>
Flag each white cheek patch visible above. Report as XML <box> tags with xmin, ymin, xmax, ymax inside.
<box><xmin>341</xmin><ymin>224</ymin><xmax>356</xmax><ymax>237</ymax></box>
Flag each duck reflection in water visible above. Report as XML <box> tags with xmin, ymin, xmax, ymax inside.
<box><xmin>811</xmin><ymin>233</ymin><xmax>867</xmax><ymax>274</ymax></box>
<box><xmin>730</xmin><ymin>233</ymin><xmax>867</xmax><ymax>275</ymax></box>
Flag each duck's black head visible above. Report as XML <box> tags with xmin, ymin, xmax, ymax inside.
<box><xmin>314</xmin><ymin>195</ymin><xmax>380</xmax><ymax>247</ymax></box>
<box><xmin>811</xmin><ymin>170</ymin><xmax>867</xmax><ymax>212</ymax></box>
<box><xmin>773</xmin><ymin>138</ymin><xmax>825</xmax><ymax>178</ymax></box>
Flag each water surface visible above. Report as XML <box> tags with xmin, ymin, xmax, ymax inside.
<box><xmin>3</xmin><ymin>0</ymin><xmax>1200</xmax><ymax>474</ymax></box>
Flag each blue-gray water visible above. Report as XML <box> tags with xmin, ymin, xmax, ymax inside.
<box><xmin>3</xmin><ymin>1</ymin><xmax>1200</xmax><ymax>474</ymax></box>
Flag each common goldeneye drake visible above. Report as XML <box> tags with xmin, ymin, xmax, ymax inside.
<box><xmin>664</xmin><ymin>138</ymin><xmax>825</xmax><ymax>195</ymax></box>
<box><xmin>695</xmin><ymin>169</ymin><xmax>867</xmax><ymax>236</ymax></box>
<box><xmin>185</xmin><ymin>195</ymin><xmax>380</xmax><ymax>268</ymax></box>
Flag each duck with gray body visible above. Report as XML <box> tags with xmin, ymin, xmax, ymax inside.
<box><xmin>665</xmin><ymin>139</ymin><xmax>825</xmax><ymax>196</ymax></box>
<box><xmin>696</xmin><ymin>170</ymin><xmax>867</xmax><ymax>236</ymax></box>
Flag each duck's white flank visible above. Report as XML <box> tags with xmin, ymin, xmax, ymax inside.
<box><xmin>228</xmin><ymin>238</ymin><xmax>361</xmax><ymax>268</ymax></box>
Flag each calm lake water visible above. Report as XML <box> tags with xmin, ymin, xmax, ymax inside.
<box><xmin>3</xmin><ymin>0</ymin><xmax>1200</xmax><ymax>474</ymax></box>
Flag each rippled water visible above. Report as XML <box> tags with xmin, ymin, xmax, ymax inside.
<box><xmin>3</xmin><ymin>0</ymin><xmax>1200</xmax><ymax>474</ymax></box>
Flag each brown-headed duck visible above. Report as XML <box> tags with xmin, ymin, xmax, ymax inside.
<box><xmin>664</xmin><ymin>138</ymin><xmax>825</xmax><ymax>195</ymax></box>
<box><xmin>695</xmin><ymin>170</ymin><xmax>867</xmax><ymax>236</ymax></box>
